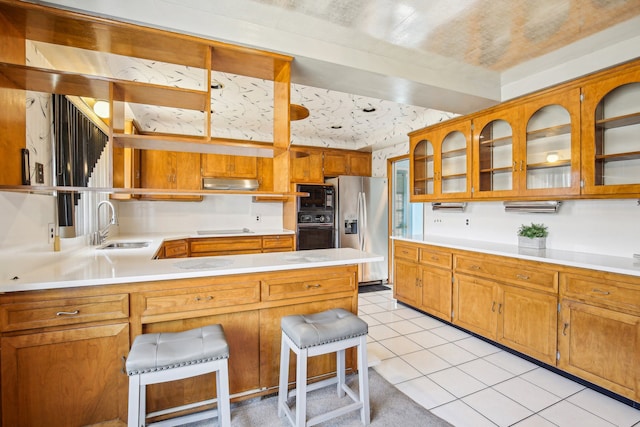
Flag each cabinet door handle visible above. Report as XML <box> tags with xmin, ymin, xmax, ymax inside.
<box><xmin>562</xmin><ymin>322</ymin><xmax>569</xmax><ymax>336</ymax></box>
<box><xmin>491</xmin><ymin>301</ymin><xmax>496</xmax><ymax>312</ymax></box>
<box><xmin>516</xmin><ymin>274</ymin><xmax>530</xmax><ymax>280</ymax></box>
<box><xmin>306</xmin><ymin>284</ymin><xmax>321</xmax><ymax>289</ymax></box>
<box><xmin>513</xmin><ymin>161</ymin><xmax>517</xmax><ymax>172</ymax></box>
<box><xmin>498</xmin><ymin>303</ymin><xmax>502</xmax><ymax>314</ymax></box>
<box><xmin>520</xmin><ymin>160</ymin><xmax>524</xmax><ymax>171</ymax></box>
<box><xmin>56</xmin><ymin>310</ymin><xmax>79</xmax><ymax>316</ymax></box>
<box><xmin>591</xmin><ymin>288</ymin><xmax>610</xmax><ymax>295</ymax></box>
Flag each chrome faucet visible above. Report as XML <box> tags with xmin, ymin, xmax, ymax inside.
<box><xmin>93</xmin><ymin>200</ymin><xmax>118</xmax><ymax>245</ymax></box>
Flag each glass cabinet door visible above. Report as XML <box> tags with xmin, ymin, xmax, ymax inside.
<box><xmin>412</xmin><ymin>138</ymin><xmax>434</xmax><ymax>197</ymax></box>
<box><xmin>582</xmin><ymin>66</ymin><xmax>640</xmax><ymax>195</ymax></box>
<box><xmin>472</xmin><ymin>107</ymin><xmax>523</xmax><ymax>199</ymax></box>
<box><xmin>441</xmin><ymin>130</ymin><xmax>468</xmax><ymax>195</ymax></box>
<box><xmin>521</xmin><ymin>88</ymin><xmax>581</xmax><ymax>196</ymax></box>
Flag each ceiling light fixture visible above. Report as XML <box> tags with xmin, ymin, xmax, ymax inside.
<box><xmin>93</xmin><ymin>100</ymin><xmax>110</xmax><ymax>118</ymax></box>
<box><xmin>290</xmin><ymin>104</ymin><xmax>310</xmax><ymax>121</ymax></box>
<box><xmin>546</xmin><ymin>152</ymin><xmax>559</xmax><ymax>162</ymax></box>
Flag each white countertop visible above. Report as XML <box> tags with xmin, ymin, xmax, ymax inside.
<box><xmin>393</xmin><ymin>235</ymin><xmax>640</xmax><ymax>278</ymax></box>
<box><xmin>0</xmin><ymin>230</ymin><xmax>383</xmax><ymax>293</ymax></box>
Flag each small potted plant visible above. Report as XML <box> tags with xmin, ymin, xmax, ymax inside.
<box><xmin>517</xmin><ymin>223</ymin><xmax>548</xmax><ymax>249</ymax></box>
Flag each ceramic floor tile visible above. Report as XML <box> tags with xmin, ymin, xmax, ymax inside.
<box><xmin>358</xmin><ymin>303</ymin><xmax>387</xmax><ymax>315</ymax></box>
<box><xmin>376</xmin><ymin>300</ymin><xmax>399</xmax><ymax>310</ymax></box>
<box><xmin>385</xmin><ymin>319</ymin><xmax>424</xmax><ymax>335</ymax></box>
<box><xmin>379</xmin><ymin>335</ymin><xmax>424</xmax><ymax>355</ymax></box>
<box><xmin>372</xmin><ymin>356</ymin><xmax>422</xmax><ymax>385</ymax></box>
<box><xmin>359</xmin><ymin>314</ymin><xmax>381</xmax><ymax>327</ymax></box>
<box><xmin>430</xmin><ymin>400</ymin><xmax>497</xmax><ymax>427</ymax></box>
<box><xmin>429</xmin><ymin>343</ymin><xmax>478</xmax><ymax>366</ymax></box>
<box><xmin>428</xmin><ymin>367</ymin><xmax>487</xmax><ymax>398</ymax></box>
<box><xmin>493</xmin><ymin>377</ymin><xmax>561</xmax><ymax>412</ymax></box>
<box><xmin>458</xmin><ymin>358</ymin><xmax>514</xmax><ymax>386</ymax></box>
<box><xmin>567</xmin><ymin>388</ymin><xmax>640</xmax><ymax>426</ymax></box>
<box><xmin>362</xmin><ymin>295</ymin><xmax>389</xmax><ymax>304</ymax></box>
<box><xmin>401</xmin><ymin>349</ymin><xmax>451</xmax><ymax>375</ymax></box>
<box><xmin>367</xmin><ymin>324</ymin><xmax>400</xmax><ymax>341</ymax></box>
<box><xmin>483</xmin><ymin>350</ymin><xmax>538</xmax><ymax>375</ymax></box>
<box><xmin>405</xmin><ymin>330</ymin><xmax>448</xmax><ymax>348</ymax></box>
<box><xmin>392</xmin><ymin>307</ymin><xmax>425</xmax><ymax>320</ymax></box>
<box><xmin>409</xmin><ymin>315</ymin><xmax>448</xmax><ymax>330</ymax></box>
<box><xmin>367</xmin><ymin>341</ymin><xmax>395</xmax><ymax>362</ymax></box>
<box><xmin>520</xmin><ymin>367</ymin><xmax>585</xmax><ymax>399</ymax></box>
<box><xmin>455</xmin><ymin>336</ymin><xmax>502</xmax><ymax>357</ymax></box>
<box><xmin>463</xmin><ymin>388</ymin><xmax>533</xmax><ymax>427</ymax></box>
<box><xmin>512</xmin><ymin>414</ymin><xmax>558</xmax><ymax>427</ymax></box>
<box><xmin>368</xmin><ymin>310</ymin><xmax>407</xmax><ymax>324</ymax></box>
<box><xmin>395</xmin><ymin>376</ymin><xmax>456</xmax><ymax>410</ymax></box>
<box><xmin>430</xmin><ymin>324</ymin><xmax>471</xmax><ymax>341</ymax></box>
<box><xmin>538</xmin><ymin>400</ymin><xmax>615</xmax><ymax>427</ymax></box>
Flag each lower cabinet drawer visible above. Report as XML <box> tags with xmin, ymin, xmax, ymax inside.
<box><xmin>262</xmin><ymin>235</ymin><xmax>294</xmax><ymax>251</ymax></box>
<box><xmin>562</xmin><ymin>273</ymin><xmax>640</xmax><ymax>314</ymax></box>
<box><xmin>394</xmin><ymin>242</ymin><xmax>419</xmax><ymax>262</ymax></box>
<box><xmin>420</xmin><ymin>247</ymin><xmax>452</xmax><ymax>269</ymax></box>
<box><xmin>455</xmin><ymin>255</ymin><xmax>558</xmax><ymax>292</ymax></box>
<box><xmin>261</xmin><ymin>268</ymin><xmax>356</xmax><ymax>301</ymax></box>
<box><xmin>141</xmin><ymin>281</ymin><xmax>261</xmax><ymax>316</ymax></box>
<box><xmin>1</xmin><ymin>294</ymin><xmax>129</xmax><ymax>332</ymax></box>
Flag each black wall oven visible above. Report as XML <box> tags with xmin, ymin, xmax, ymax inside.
<box><xmin>296</xmin><ymin>184</ymin><xmax>336</xmax><ymax>250</ymax></box>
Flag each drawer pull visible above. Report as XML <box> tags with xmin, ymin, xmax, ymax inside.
<box><xmin>194</xmin><ymin>296</ymin><xmax>214</xmax><ymax>301</ymax></box>
<box><xmin>306</xmin><ymin>284</ymin><xmax>321</xmax><ymax>289</ymax></box>
<box><xmin>431</xmin><ymin>256</ymin><xmax>439</xmax><ymax>261</ymax></box>
<box><xmin>516</xmin><ymin>274</ymin><xmax>530</xmax><ymax>280</ymax></box>
<box><xmin>470</xmin><ymin>265</ymin><xmax>481</xmax><ymax>270</ymax></box>
<box><xmin>591</xmin><ymin>288</ymin><xmax>610</xmax><ymax>295</ymax></box>
<box><xmin>56</xmin><ymin>310</ymin><xmax>79</xmax><ymax>316</ymax></box>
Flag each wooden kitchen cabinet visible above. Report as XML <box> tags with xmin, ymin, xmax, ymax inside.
<box><xmin>581</xmin><ymin>63</ymin><xmax>640</xmax><ymax>196</ymax></box>
<box><xmin>323</xmin><ymin>150</ymin><xmax>371</xmax><ymax>177</ymax></box>
<box><xmin>409</xmin><ymin>119</ymin><xmax>472</xmax><ymax>201</ymax></box>
<box><xmin>201</xmin><ymin>153</ymin><xmax>258</xmax><ymax>179</ymax></box>
<box><xmin>393</xmin><ymin>240</ymin><xmax>452</xmax><ymax>321</ymax></box>
<box><xmin>156</xmin><ymin>238</ymin><xmax>189</xmax><ymax>259</ymax></box>
<box><xmin>261</xmin><ymin>234</ymin><xmax>294</xmax><ymax>252</ymax></box>
<box><xmin>190</xmin><ymin>236</ymin><xmax>263</xmax><ymax>257</ymax></box>
<box><xmin>453</xmin><ymin>254</ymin><xmax>558</xmax><ymax>364</ymax></box>
<box><xmin>0</xmin><ymin>293</ymin><xmax>130</xmax><ymax>426</ymax></box>
<box><xmin>558</xmin><ymin>270</ymin><xmax>640</xmax><ymax>402</ymax></box>
<box><xmin>139</xmin><ymin>150</ymin><xmax>202</xmax><ymax>200</ymax></box>
<box><xmin>290</xmin><ymin>148</ymin><xmax>324</xmax><ymax>183</ymax></box>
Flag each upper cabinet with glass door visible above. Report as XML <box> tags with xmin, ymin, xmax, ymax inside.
<box><xmin>472</xmin><ymin>106</ymin><xmax>524</xmax><ymax>199</ymax></box>
<box><xmin>410</xmin><ymin>120</ymin><xmax>472</xmax><ymax>202</ymax></box>
<box><xmin>520</xmin><ymin>87</ymin><xmax>581</xmax><ymax>198</ymax></box>
<box><xmin>581</xmin><ymin>64</ymin><xmax>640</xmax><ymax>196</ymax></box>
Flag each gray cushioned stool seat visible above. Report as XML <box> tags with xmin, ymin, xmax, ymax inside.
<box><xmin>281</xmin><ymin>308</ymin><xmax>368</xmax><ymax>349</ymax></box>
<box><xmin>126</xmin><ymin>324</ymin><xmax>229</xmax><ymax>375</ymax></box>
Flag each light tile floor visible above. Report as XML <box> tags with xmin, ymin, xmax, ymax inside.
<box><xmin>359</xmin><ymin>288</ymin><xmax>640</xmax><ymax>427</ymax></box>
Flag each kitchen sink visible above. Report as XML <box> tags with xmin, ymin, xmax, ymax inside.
<box><xmin>98</xmin><ymin>241</ymin><xmax>150</xmax><ymax>249</ymax></box>
<box><xmin>197</xmin><ymin>228</ymin><xmax>253</xmax><ymax>235</ymax></box>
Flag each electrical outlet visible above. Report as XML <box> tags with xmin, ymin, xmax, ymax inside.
<box><xmin>465</xmin><ymin>218</ymin><xmax>470</xmax><ymax>226</ymax></box>
<box><xmin>255</xmin><ymin>215</ymin><xmax>261</xmax><ymax>222</ymax></box>
<box><xmin>48</xmin><ymin>223</ymin><xmax>55</xmax><ymax>244</ymax></box>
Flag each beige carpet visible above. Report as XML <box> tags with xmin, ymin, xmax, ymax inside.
<box><xmin>182</xmin><ymin>368</ymin><xmax>452</xmax><ymax>426</ymax></box>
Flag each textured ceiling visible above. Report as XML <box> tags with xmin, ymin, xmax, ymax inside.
<box><xmin>30</xmin><ymin>0</ymin><xmax>640</xmax><ymax>151</ymax></box>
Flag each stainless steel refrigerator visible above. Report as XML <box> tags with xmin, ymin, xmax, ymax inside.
<box><xmin>326</xmin><ymin>176</ymin><xmax>388</xmax><ymax>285</ymax></box>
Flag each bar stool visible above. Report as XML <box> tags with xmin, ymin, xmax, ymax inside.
<box><xmin>125</xmin><ymin>325</ymin><xmax>231</xmax><ymax>427</ymax></box>
<box><xmin>277</xmin><ymin>308</ymin><xmax>370</xmax><ymax>427</ymax></box>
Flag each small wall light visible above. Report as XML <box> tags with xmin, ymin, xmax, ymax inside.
<box><xmin>546</xmin><ymin>152</ymin><xmax>559</xmax><ymax>163</ymax></box>
<box><xmin>93</xmin><ymin>100</ymin><xmax>110</xmax><ymax>118</ymax></box>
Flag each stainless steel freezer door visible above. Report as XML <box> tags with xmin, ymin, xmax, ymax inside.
<box><xmin>361</xmin><ymin>177</ymin><xmax>388</xmax><ymax>283</ymax></box>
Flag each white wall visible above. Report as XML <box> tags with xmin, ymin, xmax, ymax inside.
<box><xmin>116</xmin><ymin>195</ymin><xmax>284</xmax><ymax>234</ymax></box>
<box><xmin>0</xmin><ymin>192</ymin><xmax>55</xmax><ymax>250</ymax></box>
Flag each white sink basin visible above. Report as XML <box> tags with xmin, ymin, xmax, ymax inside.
<box><xmin>98</xmin><ymin>241</ymin><xmax>150</xmax><ymax>249</ymax></box>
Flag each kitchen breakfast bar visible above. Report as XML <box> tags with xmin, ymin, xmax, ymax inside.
<box><xmin>0</xmin><ymin>237</ymin><xmax>382</xmax><ymax>426</ymax></box>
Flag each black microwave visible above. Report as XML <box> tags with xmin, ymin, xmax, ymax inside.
<box><xmin>297</xmin><ymin>184</ymin><xmax>334</xmax><ymax>211</ymax></box>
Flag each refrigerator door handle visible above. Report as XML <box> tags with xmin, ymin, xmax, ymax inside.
<box><xmin>358</xmin><ymin>191</ymin><xmax>367</xmax><ymax>251</ymax></box>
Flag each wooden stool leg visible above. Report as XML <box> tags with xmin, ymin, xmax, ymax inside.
<box><xmin>358</xmin><ymin>335</ymin><xmax>370</xmax><ymax>425</ymax></box>
<box><xmin>337</xmin><ymin>348</ymin><xmax>346</xmax><ymax>397</ymax></box>
<box><xmin>295</xmin><ymin>348</ymin><xmax>308</xmax><ymax>427</ymax></box>
<box><xmin>278</xmin><ymin>335</ymin><xmax>291</xmax><ymax>418</ymax></box>
<box><xmin>217</xmin><ymin>359</ymin><xmax>231</xmax><ymax>427</ymax></box>
<box><xmin>128</xmin><ymin>374</ymin><xmax>141</xmax><ymax>427</ymax></box>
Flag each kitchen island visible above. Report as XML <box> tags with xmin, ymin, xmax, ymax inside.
<box><xmin>0</xmin><ymin>241</ymin><xmax>382</xmax><ymax>427</ymax></box>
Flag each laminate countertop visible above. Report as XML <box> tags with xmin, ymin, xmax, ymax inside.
<box><xmin>0</xmin><ymin>230</ymin><xmax>383</xmax><ymax>293</ymax></box>
<box><xmin>393</xmin><ymin>236</ymin><xmax>640</xmax><ymax>278</ymax></box>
